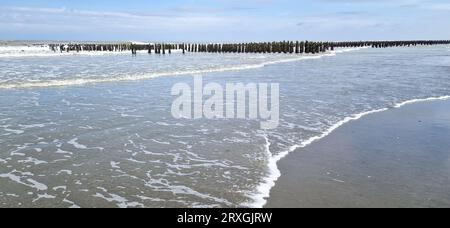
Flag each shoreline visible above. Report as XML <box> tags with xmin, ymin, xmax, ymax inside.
<box><xmin>265</xmin><ymin>97</ymin><xmax>450</xmax><ymax>208</ymax></box>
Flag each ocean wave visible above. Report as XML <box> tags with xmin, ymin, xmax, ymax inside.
<box><xmin>0</xmin><ymin>50</ymin><xmax>350</xmax><ymax>90</ymax></box>
<box><xmin>393</xmin><ymin>96</ymin><xmax>450</xmax><ymax>108</ymax></box>
<box><xmin>0</xmin><ymin>49</ymin><xmax>175</xmax><ymax>58</ymax></box>
<box><xmin>333</xmin><ymin>46</ymin><xmax>370</xmax><ymax>54</ymax></box>
<box><xmin>247</xmin><ymin>95</ymin><xmax>450</xmax><ymax>208</ymax></box>
<box><xmin>0</xmin><ymin>45</ymin><xmax>126</xmax><ymax>58</ymax></box>
<box><xmin>0</xmin><ymin>51</ymin><xmax>135</xmax><ymax>58</ymax></box>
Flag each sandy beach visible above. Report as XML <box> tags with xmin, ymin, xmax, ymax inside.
<box><xmin>266</xmin><ymin>99</ymin><xmax>450</xmax><ymax>208</ymax></box>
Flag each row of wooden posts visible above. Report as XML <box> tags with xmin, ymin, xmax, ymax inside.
<box><xmin>49</xmin><ymin>40</ymin><xmax>450</xmax><ymax>55</ymax></box>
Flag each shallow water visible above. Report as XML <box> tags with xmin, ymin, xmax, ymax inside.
<box><xmin>0</xmin><ymin>45</ymin><xmax>449</xmax><ymax>207</ymax></box>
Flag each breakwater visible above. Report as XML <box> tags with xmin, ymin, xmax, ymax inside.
<box><xmin>48</xmin><ymin>40</ymin><xmax>450</xmax><ymax>55</ymax></box>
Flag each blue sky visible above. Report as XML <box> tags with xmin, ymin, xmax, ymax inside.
<box><xmin>1</xmin><ymin>0</ymin><xmax>450</xmax><ymax>42</ymax></box>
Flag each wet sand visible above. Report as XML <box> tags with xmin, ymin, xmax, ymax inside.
<box><xmin>266</xmin><ymin>99</ymin><xmax>450</xmax><ymax>208</ymax></box>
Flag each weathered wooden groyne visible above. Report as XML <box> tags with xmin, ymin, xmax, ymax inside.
<box><xmin>49</xmin><ymin>40</ymin><xmax>450</xmax><ymax>55</ymax></box>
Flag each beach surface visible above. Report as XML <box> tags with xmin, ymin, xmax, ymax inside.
<box><xmin>266</xmin><ymin>99</ymin><xmax>450</xmax><ymax>208</ymax></box>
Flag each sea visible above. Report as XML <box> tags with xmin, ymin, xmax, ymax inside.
<box><xmin>0</xmin><ymin>42</ymin><xmax>449</xmax><ymax>208</ymax></box>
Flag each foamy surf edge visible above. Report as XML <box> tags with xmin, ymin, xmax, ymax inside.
<box><xmin>246</xmin><ymin>95</ymin><xmax>450</xmax><ymax>208</ymax></box>
<box><xmin>0</xmin><ymin>48</ymin><xmax>363</xmax><ymax>90</ymax></box>
<box><xmin>0</xmin><ymin>51</ymin><xmax>129</xmax><ymax>58</ymax></box>
<box><xmin>0</xmin><ymin>50</ymin><xmax>185</xmax><ymax>58</ymax></box>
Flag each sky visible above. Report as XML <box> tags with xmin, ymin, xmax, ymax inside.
<box><xmin>1</xmin><ymin>0</ymin><xmax>450</xmax><ymax>42</ymax></box>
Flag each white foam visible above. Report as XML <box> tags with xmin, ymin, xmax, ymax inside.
<box><xmin>167</xmin><ymin>184</ymin><xmax>233</xmax><ymax>207</ymax></box>
<box><xmin>110</xmin><ymin>161</ymin><xmax>120</xmax><ymax>169</ymax></box>
<box><xmin>0</xmin><ymin>45</ymin><xmax>134</xmax><ymax>58</ymax></box>
<box><xmin>68</xmin><ymin>138</ymin><xmax>88</xmax><ymax>149</ymax></box>
<box><xmin>26</xmin><ymin>178</ymin><xmax>48</xmax><ymax>191</ymax></box>
<box><xmin>55</xmin><ymin>148</ymin><xmax>73</xmax><ymax>155</ymax></box>
<box><xmin>63</xmin><ymin>198</ymin><xmax>81</xmax><ymax>208</ymax></box>
<box><xmin>57</xmin><ymin>170</ymin><xmax>73</xmax><ymax>175</ymax></box>
<box><xmin>394</xmin><ymin>96</ymin><xmax>450</xmax><ymax>108</ymax></box>
<box><xmin>135</xmin><ymin>195</ymin><xmax>165</xmax><ymax>202</ymax></box>
<box><xmin>247</xmin><ymin>95</ymin><xmax>450</xmax><ymax>208</ymax></box>
<box><xmin>332</xmin><ymin>179</ymin><xmax>346</xmax><ymax>183</ymax></box>
<box><xmin>126</xmin><ymin>158</ymin><xmax>146</xmax><ymax>164</ymax></box>
<box><xmin>53</xmin><ymin>186</ymin><xmax>67</xmax><ymax>191</ymax></box>
<box><xmin>19</xmin><ymin>157</ymin><xmax>48</xmax><ymax>165</ymax></box>
<box><xmin>0</xmin><ymin>49</ymin><xmax>356</xmax><ymax>90</ymax></box>
<box><xmin>3</xmin><ymin>128</ymin><xmax>25</xmax><ymax>134</ymax></box>
<box><xmin>93</xmin><ymin>192</ymin><xmax>143</xmax><ymax>208</ymax></box>
<box><xmin>18</xmin><ymin>123</ymin><xmax>46</xmax><ymax>129</ymax></box>
<box><xmin>0</xmin><ymin>172</ymin><xmax>48</xmax><ymax>191</ymax></box>
<box><xmin>150</xmin><ymin>139</ymin><xmax>171</xmax><ymax>145</ymax></box>
<box><xmin>120</xmin><ymin>113</ymin><xmax>144</xmax><ymax>118</ymax></box>
<box><xmin>32</xmin><ymin>193</ymin><xmax>56</xmax><ymax>203</ymax></box>
<box><xmin>333</xmin><ymin>46</ymin><xmax>369</xmax><ymax>54</ymax></box>
<box><xmin>6</xmin><ymin>193</ymin><xmax>19</xmax><ymax>197</ymax></box>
